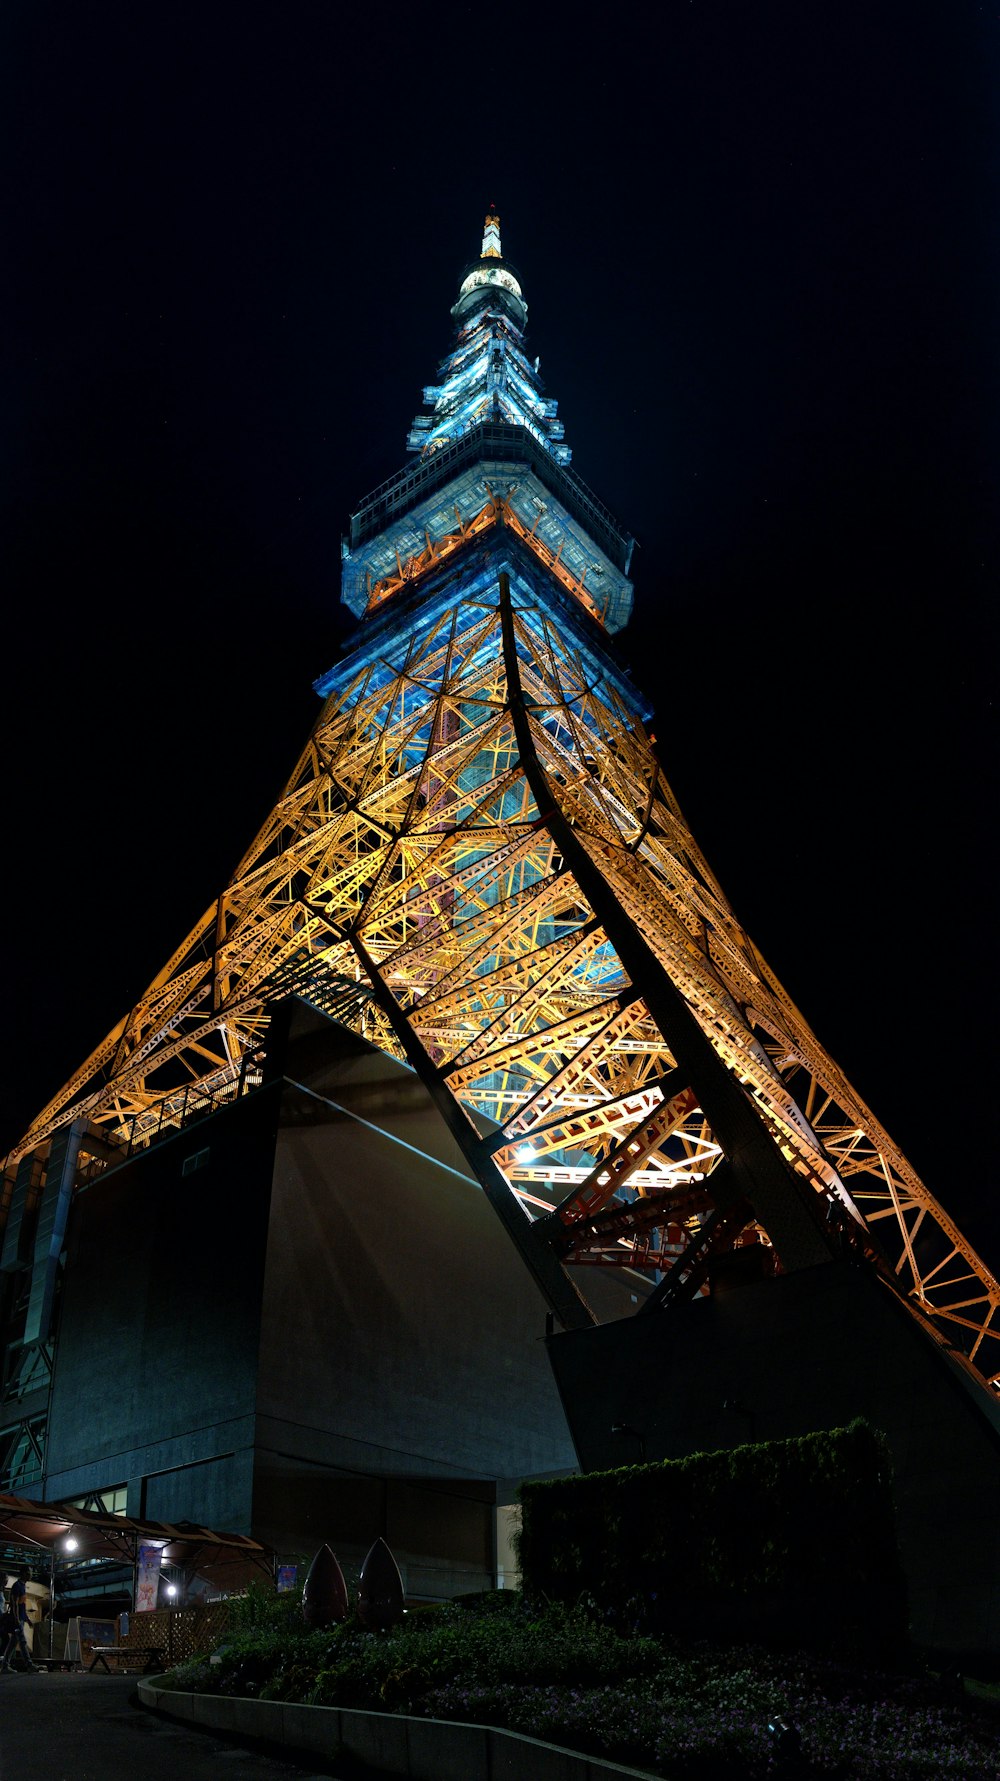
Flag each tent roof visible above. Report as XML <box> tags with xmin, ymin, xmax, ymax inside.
<box><xmin>0</xmin><ymin>1492</ymin><xmax>272</xmax><ymax>1581</ymax></box>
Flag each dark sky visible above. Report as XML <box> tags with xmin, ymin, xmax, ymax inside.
<box><xmin>3</xmin><ymin>5</ymin><xmax>997</xmax><ymax>1256</ymax></box>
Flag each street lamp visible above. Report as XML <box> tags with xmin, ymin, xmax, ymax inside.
<box><xmin>49</xmin><ymin>1534</ymin><xmax>80</xmax><ymax>1658</ymax></box>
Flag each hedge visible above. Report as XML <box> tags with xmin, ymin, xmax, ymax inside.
<box><xmin>518</xmin><ymin>1418</ymin><xmax>908</xmax><ymax>1655</ymax></box>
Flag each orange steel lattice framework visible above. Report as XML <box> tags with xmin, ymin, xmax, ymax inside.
<box><xmin>4</xmin><ymin>215</ymin><xmax>999</xmax><ymax>1394</ymax></box>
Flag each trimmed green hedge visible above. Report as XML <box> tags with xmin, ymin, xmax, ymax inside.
<box><xmin>518</xmin><ymin>1419</ymin><xmax>907</xmax><ymax>1654</ymax></box>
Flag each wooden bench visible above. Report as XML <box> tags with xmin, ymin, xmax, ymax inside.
<box><xmin>86</xmin><ymin>1645</ymin><xmax>165</xmax><ymax>1675</ymax></box>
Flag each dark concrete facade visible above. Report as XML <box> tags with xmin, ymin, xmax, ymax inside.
<box><xmin>547</xmin><ymin>1259</ymin><xmax>1000</xmax><ymax>1655</ymax></box>
<box><xmin>45</xmin><ymin>1082</ymin><xmax>276</xmax><ymax>1531</ymax></box>
<box><xmin>43</xmin><ymin>1003</ymin><xmax>635</xmax><ymax>1597</ymax></box>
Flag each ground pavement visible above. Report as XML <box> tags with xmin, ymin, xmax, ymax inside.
<box><xmin>0</xmin><ymin>1671</ymin><xmax>391</xmax><ymax>1781</ymax></box>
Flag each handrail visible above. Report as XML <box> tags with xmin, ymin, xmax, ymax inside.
<box><xmin>347</xmin><ymin>422</ymin><xmax>634</xmax><ymax>575</ymax></box>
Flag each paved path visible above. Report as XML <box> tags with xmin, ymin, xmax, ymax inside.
<box><xmin>0</xmin><ymin>1672</ymin><xmax>386</xmax><ymax>1781</ymax></box>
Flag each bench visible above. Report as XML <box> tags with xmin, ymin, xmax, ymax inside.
<box><xmin>86</xmin><ymin>1645</ymin><xmax>165</xmax><ymax>1675</ymax></box>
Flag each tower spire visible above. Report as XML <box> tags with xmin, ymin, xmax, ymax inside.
<box><xmin>481</xmin><ymin>207</ymin><xmax>502</xmax><ymax>259</ymax></box>
<box><xmin>400</xmin><ymin>207</ymin><xmax>573</xmax><ymax>469</ymax></box>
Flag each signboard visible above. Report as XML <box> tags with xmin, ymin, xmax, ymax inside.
<box><xmin>276</xmin><ymin>1564</ymin><xmax>298</xmax><ymax>1594</ymax></box>
<box><xmin>65</xmin><ymin>1616</ymin><xmax>116</xmax><ymax>1668</ymax></box>
<box><xmin>135</xmin><ymin>1544</ymin><xmax>161</xmax><ymax>1613</ymax></box>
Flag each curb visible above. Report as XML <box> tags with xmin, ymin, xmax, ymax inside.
<box><xmin>138</xmin><ymin>1679</ymin><xmax>656</xmax><ymax>1779</ymax></box>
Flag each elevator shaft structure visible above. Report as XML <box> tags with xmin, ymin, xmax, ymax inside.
<box><xmin>4</xmin><ymin>212</ymin><xmax>998</xmax><ymax>1402</ymax></box>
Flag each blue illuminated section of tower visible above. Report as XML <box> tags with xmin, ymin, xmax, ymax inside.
<box><xmin>333</xmin><ymin>211</ymin><xmax>639</xmax><ymax>669</ymax></box>
<box><xmin>407</xmin><ymin>212</ymin><xmax>570</xmax><ymax>463</ymax></box>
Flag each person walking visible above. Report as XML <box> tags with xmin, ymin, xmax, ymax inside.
<box><xmin>3</xmin><ymin>1569</ymin><xmax>38</xmax><ymax>1671</ymax></box>
<box><xmin>0</xmin><ymin>1579</ymin><xmax>13</xmax><ymax>1666</ymax></box>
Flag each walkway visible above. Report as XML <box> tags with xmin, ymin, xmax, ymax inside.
<box><xmin>0</xmin><ymin>1672</ymin><xmax>384</xmax><ymax>1781</ymax></box>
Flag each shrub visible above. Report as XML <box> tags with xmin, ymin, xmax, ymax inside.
<box><xmin>227</xmin><ymin>1577</ymin><xmax>307</xmax><ymax>1637</ymax></box>
<box><xmin>517</xmin><ymin>1418</ymin><xmax>907</xmax><ymax>1656</ymax></box>
<box><xmin>379</xmin><ymin>1665</ymin><xmax>431</xmax><ymax>1711</ymax></box>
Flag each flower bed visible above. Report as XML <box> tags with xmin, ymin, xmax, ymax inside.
<box><xmin>159</xmin><ymin>1586</ymin><xmax>1000</xmax><ymax>1779</ymax></box>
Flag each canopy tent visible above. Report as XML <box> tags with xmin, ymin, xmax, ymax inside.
<box><xmin>0</xmin><ymin>1491</ymin><xmax>273</xmax><ymax>1599</ymax></box>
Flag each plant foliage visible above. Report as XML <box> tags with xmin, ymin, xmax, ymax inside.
<box><xmin>517</xmin><ymin>1418</ymin><xmax>907</xmax><ymax>1654</ymax></box>
<box><xmin>159</xmin><ymin>1593</ymin><xmax>1000</xmax><ymax>1779</ymax></box>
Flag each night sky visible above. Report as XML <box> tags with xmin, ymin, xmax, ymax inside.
<box><xmin>3</xmin><ymin>6</ymin><xmax>997</xmax><ymax>1258</ymax></box>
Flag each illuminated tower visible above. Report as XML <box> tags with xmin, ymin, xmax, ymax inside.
<box><xmin>4</xmin><ymin>210</ymin><xmax>999</xmax><ymax>1480</ymax></box>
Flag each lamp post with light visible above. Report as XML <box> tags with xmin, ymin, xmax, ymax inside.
<box><xmin>164</xmin><ymin>1581</ymin><xmax>179</xmax><ymax>1665</ymax></box>
<box><xmin>49</xmin><ymin>1534</ymin><xmax>78</xmax><ymax>1660</ymax></box>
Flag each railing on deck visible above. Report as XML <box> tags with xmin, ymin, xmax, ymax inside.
<box><xmin>348</xmin><ymin>420</ymin><xmax>634</xmax><ymax>573</ymax></box>
<box><xmin>76</xmin><ymin>1067</ymin><xmax>265</xmax><ymax>1187</ymax></box>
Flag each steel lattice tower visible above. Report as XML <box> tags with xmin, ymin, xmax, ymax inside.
<box><xmin>4</xmin><ymin>212</ymin><xmax>999</xmax><ymax>1419</ymax></box>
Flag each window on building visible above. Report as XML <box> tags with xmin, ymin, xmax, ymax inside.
<box><xmin>0</xmin><ymin>1417</ymin><xmax>45</xmax><ymax>1492</ymax></box>
<box><xmin>65</xmin><ymin>1484</ymin><xmax>128</xmax><ymax>1517</ymax></box>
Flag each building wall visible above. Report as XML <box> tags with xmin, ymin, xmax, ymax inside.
<box><xmin>252</xmin><ymin>1456</ymin><xmax>497</xmax><ymax>1599</ymax></box>
<box><xmin>42</xmin><ymin>1004</ymin><xmax>639</xmax><ymax>1595</ymax></box>
<box><xmin>44</xmin><ymin>1087</ymin><xmax>280</xmax><ymax>1529</ymax></box>
<box><xmin>250</xmin><ymin>1013</ymin><xmax>638</xmax><ymax>1590</ymax></box>
<box><xmin>547</xmin><ymin>1258</ymin><xmax>1000</xmax><ymax>1656</ymax></box>
<box><xmin>257</xmin><ymin>1090</ymin><xmax>579</xmax><ymax>1481</ymax></box>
